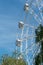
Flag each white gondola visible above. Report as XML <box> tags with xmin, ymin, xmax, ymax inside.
<box><xmin>16</xmin><ymin>39</ymin><xmax>22</xmax><ymax>47</ymax></box>
<box><xmin>18</xmin><ymin>55</ymin><xmax>23</xmax><ymax>59</ymax></box>
<box><xmin>24</xmin><ymin>3</ymin><xmax>29</xmax><ymax>11</ymax></box>
<box><xmin>18</xmin><ymin>21</ymin><xmax>24</xmax><ymax>29</ymax></box>
<box><xmin>19</xmin><ymin>55</ymin><xmax>23</xmax><ymax>59</ymax></box>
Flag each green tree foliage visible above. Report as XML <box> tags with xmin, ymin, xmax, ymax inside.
<box><xmin>35</xmin><ymin>24</ymin><xmax>43</xmax><ymax>65</ymax></box>
<box><xmin>1</xmin><ymin>53</ymin><xmax>27</xmax><ymax>65</ymax></box>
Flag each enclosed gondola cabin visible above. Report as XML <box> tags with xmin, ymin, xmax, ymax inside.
<box><xmin>16</xmin><ymin>39</ymin><xmax>22</xmax><ymax>47</ymax></box>
<box><xmin>18</xmin><ymin>21</ymin><xmax>24</xmax><ymax>29</ymax></box>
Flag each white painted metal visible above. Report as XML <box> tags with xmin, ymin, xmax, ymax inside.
<box><xmin>15</xmin><ymin>0</ymin><xmax>43</xmax><ymax>65</ymax></box>
<box><xmin>24</xmin><ymin>3</ymin><xmax>29</xmax><ymax>12</ymax></box>
<box><xmin>18</xmin><ymin>21</ymin><xmax>24</xmax><ymax>29</ymax></box>
<box><xmin>16</xmin><ymin>39</ymin><xmax>22</xmax><ymax>47</ymax></box>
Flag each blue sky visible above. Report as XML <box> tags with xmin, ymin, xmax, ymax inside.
<box><xmin>0</xmin><ymin>0</ymin><xmax>28</xmax><ymax>56</ymax></box>
<box><xmin>0</xmin><ymin>0</ymin><xmax>43</xmax><ymax>64</ymax></box>
<box><xmin>0</xmin><ymin>0</ymin><xmax>21</xmax><ymax>55</ymax></box>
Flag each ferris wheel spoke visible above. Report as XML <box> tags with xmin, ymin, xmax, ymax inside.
<box><xmin>29</xmin><ymin>7</ymin><xmax>42</xmax><ymax>24</ymax></box>
<box><xmin>23</xmin><ymin>35</ymin><xmax>37</xmax><ymax>41</ymax></box>
<box><xmin>19</xmin><ymin>42</ymin><xmax>40</xmax><ymax>56</ymax></box>
<box><xmin>36</xmin><ymin>0</ymin><xmax>43</xmax><ymax>20</ymax></box>
<box><xmin>17</xmin><ymin>43</ymin><xmax>35</xmax><ymax>56</ymax></box>
<box><xmin>25</xmin><ymin>23</ymin><xmax>37</xmax><ymax>29</ymax></box>
<box><xmin>27</xmin><ymin>45</ymin><xmax>40</xmax><ymax>65</ymax></box>
<box><xmin>16</xmin><ymin>40</ymin><xmax>40</xmax><ymax>61</ymax></box>
<box><xmin>29</xmin><ymin>45</ymin><xmax>40</xmax><ymax>64</ymax></box>
<box><xmin>16</xmin><ymin>34</ymin><xmax>42</xmax><ymax>57</ymax></box>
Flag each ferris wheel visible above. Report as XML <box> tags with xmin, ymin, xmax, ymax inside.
<box><xmin>15</xmin><ymin>0</ymin><xmax>43</xmax><ymax>65</ymax></box>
